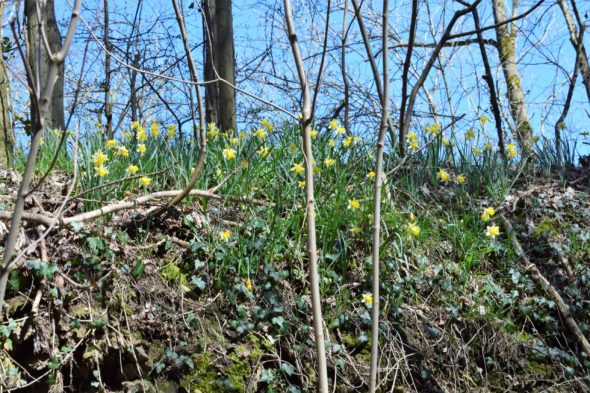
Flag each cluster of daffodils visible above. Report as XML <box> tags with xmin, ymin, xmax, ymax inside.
<box><xmin>480</xmin><ymin>206</ymin><xmax>500</xmax><ymax>239</ymax></box>
<box><xmin>506</xmin><ymin>143</ymin><xmax>518</xmax><ymax>160</ymax></box>
<box><xmin>90</xmin><ymin>120</ymin><xmax>178</xmax><ymax>186</ymax></box>
<box><xmin>436</xmin><ymin>168</ymin><xmax>466</xmax><ymax>184</ymax></box>
<box><xmin>407</xmin><ymin>132</ymin><xmax>419</xmax><ymax>150</ymax></box>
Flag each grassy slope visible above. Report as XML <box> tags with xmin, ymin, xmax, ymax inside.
<box><xmin>1</xmin><ymin>122</ymin><xmax>589</xmax><ymax>392</ymax></box>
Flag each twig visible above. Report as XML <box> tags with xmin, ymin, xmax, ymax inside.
<box><xmin>0</xmin><ymin>189</ymin><xmax>267</xmax><ymax>228</ymax></box>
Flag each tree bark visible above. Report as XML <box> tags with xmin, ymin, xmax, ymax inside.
<box><xmin>203</xmin><ymin>0</ymin><xmax>236</xmax><ymax>132</ymax></box>
<box><xmin>557</xmin><ymin>0</ymin><xmax>590</xmax><ymax>105</ymax></box>
<box><xmin>203</xmin><ymin>0</ymin><xmax>219</xmax><ymax>127</ymax></box>
<box><xmin>492</xmin><ymin>0</ymin><xmax>534</xmax><ymax>157</ymax></box>
<box><xmin>103</xmin><ymin>0</ymin><xmax>113</xmax><ymax>138</ymax></box>
<box><xmin>25</xmin><ymin>0</ymin><xmax>65</xmax><ymax>131</ymax></box>
<box><xmin>0</xmin><ymin>1</ymin><xmax>15</xmax><ymax>166</ymax></box>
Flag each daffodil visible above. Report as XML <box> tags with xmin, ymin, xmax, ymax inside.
<box><xmin>456</xmin><ymin>175</ymin><xmax>466</xmax><ymax>184</ymax></box>
<box><xmin>479</xmin><ymin>116</ymin><xmax>489</xmax><ymax>124</ymax></box>
<box><xmin>313</xmin><ymin>166</ymin><xmax>321</xmax><ymax>174</ymax></box>
<box><xmin>329</xmin><ymin>119</ymin><xmax>339</xmax><ymax>130</ymax></box>
<box><xmin>258</xmin><ymin>146</ymin><xmax>270</xmax><ymax>157</ymax></box>
<box><xmin>324</xmin><ymin>158</ymin><xmax>335</xmax><ymax>167</ymax></box>
<box><xmin>328</xmin><ymin>139</ymin><xmax>335</xmax><ymax>147</ymax></box>
<box><xmin>151</xmin><ymin>122</ymin><xmax>160</xmax><ymax>137</ymax></box>
<box><xmin>92</xmin><ymin>150</ymin><xmax>108</xmax><ymax>166</ymax></box>
<box><xmin>288</xmin><ymin>143</ymin><xmax>298</xmax><ymax>154</ymax></box>
<box><xmin>137</xmin><ymin>130</ymin><xmax>148</xmax><ymax>141</ymax></box>
<box><xmin>407</xmin><ymin>222</ymin><xmax>420</xmax><ymax>237</ymax></box>
<box><xmin>481</xmin><ymin>207</ymin><xmax>496</xmax><ymax>222</ymax></box>
<box><xmin>124</xmin><ymin>131</ymin><xmax>132</xmax><ymax>139</ymax></box>
<box><xmin>220</xmin><ymin>229</ymin><xmax>231</xmax><ymax>242</ymax></box>
<box><xmin>167</xmin><ymin>129</ymin><xmax>176</xmax><ymax>138</ymax></box>
<box><xmin>106</xmin><ymin>139</ymin><xmax>117</xmax><ymax>149</ymax></box>
<box><xmin>139</xmin><ymin>176</ymin><xmax>151</xmax><ymax>186</ymax></box>
<box><xmin>484</xmin><ymin>142</ymin><xmax>493</xmax><ymax>151</ymax></box>
<box><xmin>472</xmin><ymin>147</ymin><xmax>482</xmax><ymax>155</ymax></box>
<box><xmin>407</xmin><ymin>132</ymin><xmax>418</xmax><ymax>141</ymax></box>
<box><xmin>335</xmin><ymin>127</ymin><xmax>346</xmax><ymax>135</ymax></box>
<box><xmin>347</xmin><ymin>199</ymin><xmax>360</xmax><ymax>210</ymax></box>
<box><xmin>95</xmin><ymin>165</ymin><xmax>108</xmax><ymax>177</ymax></box>
<box><xmin>442</xmin><ymin>138</ymin><xmax>450</xmax><ymax>146</ymax></box>
<box><xmin>298</xmin><ymin>180</ymin><xmax>305</xmax><ymax>188</ymax></box>
<box><xmin>261</xmin><ymin>119</ymin><xmax>274</xmax><ymax>132</ymax></box>
<box><xmin>343</xmin><ymin>136</ymin><xmax>354</xmax><ymax>148</ymax></box>
<box><xmin>424</xmin><ymin>123</ymin><xmax>440</xmax><ymax>135</ymax></box>
<box><xmin>117</xmin><ymin>146</ymin><xmax>129</xmax><ymax>157</ymax></box>
<box><xmin>255</xmin><ymin>128</ymin><xmax>266</xmax><ymax>141</ymax></box>
<box><xmin>131</xmin><ymin>121</ymin><xmax>140</xmax><ymax>130</ymax></box>
<box><xmin>137</xmin><ymin>144</ymin><xmax>147</xmax><ymax>154</ymax></box>
<box><xmin>223</xmin><ymin>148</ymin><xmax>237</xmax><ymax>160</ymax></box>
<box><xmin>362</xmin><ymin>293</ymin><xmax>373</xmax><ymax>306</ymax></box>
<box><xmin>485</xmin><ymin>225</ymin><xmax>500</xmax><ymax>238</ymax></box>
<box><xmin>127</xmin><ymin>165</ymin><xmax>139</xmax><ymax>174</ymax></box>
<box><xmin>245</xmin><ymin>278</ymin><xmax>253</xmax><ymax>291</ymax></box>
<box><xmin>506</xmin><ymin>143</ymin><xmax>518</xmax><ymax>159</ymax></box>
<box><xmin>292</xmin><ymin>163</ymin><xmax>304</xmax><ymax>175</ymax></box>
<box><xmin>310</xmin><ymin>129</ymin><xmax>318</xmax><ymax>139</ymax></box>
<box><xmin>367</xmin><ymin>171</ymin><xmax>376</xmax><ymax>179</ymax></box>
<box><xmin>465</xmin><ymin>128</ymin><xmax>475</xmax><ymax>141</ymax></box>
<box><xmin>230</xmin><ymin>137</ymin><xmax>239</xmax><ymax>145</ymax></box>
<box><xmin>351</xmin><ymin>227</ymin><xmax>362</xmax><ymax>234</ymax></box>
<box><xmin>437</xmin><ymin>168</ymin><xmax>450</xmax><ymax>182</ymax></box>
<box><xmin>409</xmin><ymin>140</ymin><xmax>419</xmax><ymax>150</ymax></box>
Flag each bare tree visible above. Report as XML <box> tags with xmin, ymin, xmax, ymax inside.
<box><xmin>0</xmin><ymin>1</ymin><xmax>15</xmax><ymax>166</ymax></box>
<box><xmin>25</xmin><ymin>0</ymin><xmax>65</xmax><ymax>131</ymax></box>
<box><xmin>492</xmin><ymin>0</ymin><xmax>534</xmax><ymax>156</ymax></box>
<box><xmin>203</xmin><ymin>0</ymin><xmax>237</xmax><ymax>132</ymax></box>
<box><xmin>283</xmin><ymin>0</ymin><xmax>329</xmax><ymax>391</ymax></box>
<box><xmin>557</xmin><ymin>0</ymin><xmax>590</xmax><ymax>105</ymax></box>
<box><xmin>0</xmin><ymin>0</ymin><xmax>82</xmax><ymax>319</ymax></box>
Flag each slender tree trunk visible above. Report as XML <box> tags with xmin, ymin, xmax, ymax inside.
<box><xmin>472</xmin><ymin>7</ymin><xmax>505</xmax><ymax>157</ymax></box>
<box><xmin>492</xmin><ymin>0</ymin><xmax>534</xmax><ymax>156</ymax></box>
<box><xmin>203</xmin><ymin>0</ymin><xmax>219</xmax><ymax>127</ymax></box>
<box><xmin>215</xmin><ymin>0</ymin><xmax>236</xmax><ymax>132</ymax></box>
<box><xmin>283</xmin><ymin>0</ymin><xmax>329</xmax><ymax>390</ymax></box>
<box><xmin>557</xmin><ymin>0</ymin><xmax>590</xmax><ymax>105</ymax></box>
<box><xmin>104</xmin><ymin>0</ymin><xmax>113</xmax><ymax>138</ymax></box>
<box><xmin>25</xmin><ymin>0</ymin><xmax>65</xmax><ymax>131</ymax></box>
<box><xmin>0</xmin><ymin>2</ymin><xmax>15</xmax><ymax>167</ymax></box>
<box><xmin>369</xmin><ymin>1</ymin><xmax>389</xmax><ymax>390</ymax></box>
<box><xmin>130</xmin><ymin>52</ymin><xmax>140</xmax><ymax>124</ymax></box>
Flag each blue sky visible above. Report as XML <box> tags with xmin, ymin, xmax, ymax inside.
<box><xmin>8</xmin><ymin>0</ymin><xmax>590</xmax><ymax>157</ymax></box>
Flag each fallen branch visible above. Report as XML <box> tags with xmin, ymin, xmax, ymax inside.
<box><xmin>0</xmin><ymin>189</ymin><xmax>267</xmax><ymax>228</ymax></box>
<box><xmin>500</xmin><ymin>216</ymin><xmax>590</xmax><ymax>358</ymax></box>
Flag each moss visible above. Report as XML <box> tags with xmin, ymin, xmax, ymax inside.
<box><xmin>534</xmin><ymin>217</ymin><xmax>560</xmax><ymax>239</ymax></box>
<box><xmin>507</xmin><ymin>74</ymin><xmax>521</xmax><ymax>89</ymax></box>
<box><xmin>181</xmin><ymin>335</ymin><xmax>264</xmax><ymax>392</ymax></box>
<box><xmin>181</xmin><ymin>353</ymin><xmax>219</xmax><ymax>393</ymax></box>
<box><xmin>160</xmin><ymin>263</ymin><xmax>189</xmax><ymax>287</ymax></box>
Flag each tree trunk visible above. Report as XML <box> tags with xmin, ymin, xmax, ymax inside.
<box><xmin>203</xmin><ymin>0</ymin><xmax>236</xmax><ymax>132</ymax></box>
<box><xmin>215</xmin><ymin>0</ymin><xmax>236</xmax><ymax>132</ymax></box>
<box><xmin>492</xmin><ymin>0</ymin><xmax>534</xmax><ymax>157</ymax></box>
<box><xmin>104</xmin><ymin>0</ymin><xmax>113</xmax><ymax>138</ymax></box>
<box><xmin>25</xmin><ymin>0</ymin><xmax>65</xmax><ymax>131</ymax></box>
<box><xmin>203</xmin><ymin>0</ymin><xmax>219</xmax><ymax>127</ymax></box>
<box><xmin>557</xmin><ymin>0</ymin><xmax>590</xmax><ymax>106</ymax></box>
<box><xmin>0</xmin><ymin>2</ymin><xmax>15</xmax><ymax>166</ymax></box>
